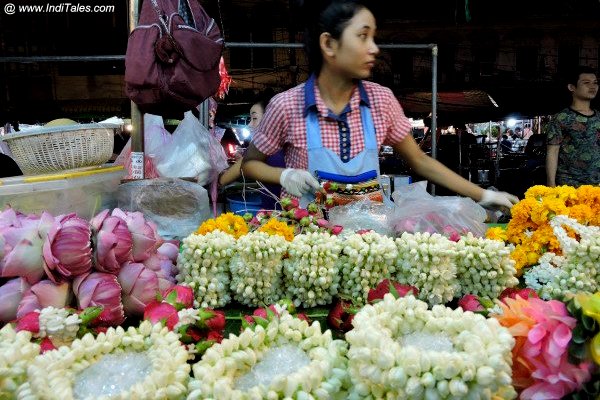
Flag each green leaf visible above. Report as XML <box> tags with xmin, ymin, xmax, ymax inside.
<box><xmin>253</xmin><ymin>316</ymin><xmax>269</xmax><ymax>328</ymax></box>
<box><xmin>568</xmin><ymin>342</ymin><xmax>588</xmax><ymax>361</ymax></box>
<box><xmin>479</xmin><ymin>297</ymin><xmax>495</xmax><ymax>309</ymax></box>
<box><xmin>388</xmin><ymin>281</ymin><xmax>400</xmax><ymax>299</ymax></box>
<box><xmin>79</xmin><ymin>306</ymin><xmax>103</xmax><ymax>325</ymax></box>
<box><xmin>571</xmin><ymin>324</ymin><xmax>587</xmax><ymax>344</ymax></box>
<box><xmin>265</xmin><ymin>307</ymin><xmax>276</xmax><ymax>319</ymax></box>
<box><xmin>195</xmin><ymin>340</ymin><xmax>214</xmax><ymax>354</ymax></box>
<box><xmin>166</xmin><ymin>290</ymin><xmax>178</xmax><ymax>305</ymax></box>
<box><xmin>582</xmin><ymin>315</ymin><xmax>597</xmax><ymax>331</ymax></box>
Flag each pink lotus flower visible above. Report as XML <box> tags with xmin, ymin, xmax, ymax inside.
<box><xmin>16</xmin><ymin>280</ymin><xmax>71</xmax><ymax>318</ymax></box>
<box><xmin>142</xmin><ymin>243</ymin><xmax>178</xmax><ymax>292</ymax></box>
<box><xmin>163</xmin><ymin>285</ymin><xmax>194</xmax><ymax>310</ymax></box>
<box><xmin>458</xmin><ymin>294</ymin><xmax>485</xmax><ymax>312</ymax></box>
<box><xmin>42</xmin><ymin>213</ymin><xmax>92</xmax><ymax>282</ymax></box>
<box><xmin>91</xmin><ymin>209</ymin><xmax>133</xmax><ymax>274</ymax></box>
<box><xmin>16</xmin><ymin>311</ymin><xmax>40</xmax><ymax>333</ymax></box>
<box><xmin>0</xmin><ymin>278</ymin><xmax>30</xmax><ymax>322</ymax></box>
<box><xmin>367</xmin><ymin>279</ymin><xmax>419</xmax><ymax>303</ymax></box>
<box><xmin>316</xmin><ymin>218</ymin><xmax>329</xmax><ymax>228</ymax></box>
<box><xmin>111</xmin><ymin>209</ymin><xmax>162</xmax><ymax>262</ymax></box>
<box><xmin>73</xmin><ymin>272</ymin><xmax>124</xmax><ymax>326</ymax></box>
<box><xmin>442</xmin><ymin>225</ymin><xmax>461</xmax><ymax>242</ymax></box>
<box><xmin>0</xmin><ymin>211</ymin><xmax>56</xmax><ymax>284</ymax></box>
<box><xmin>143</xmin><ymin>301</ymin><xmax>178</xmax><ymax>330</ymax></box>
<box><xmin>118</xmin><ymin>262</ymin><xmax>160</xmax><ymax>316</ymax></box>
<box><xmin>499</xmin><ymin>287</ymin><xmax>539</xmax><ymax>302</ymax></box>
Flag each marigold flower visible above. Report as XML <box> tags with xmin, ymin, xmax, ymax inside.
<box><xmin>257</xmin><ymin>218</ymin><xmax>295</xmax><ymax>241</ymax></box>
<box><xmin>196</xmin><ymin>213</ymin><xmax>248</xmax><ymax>239</ymax></box>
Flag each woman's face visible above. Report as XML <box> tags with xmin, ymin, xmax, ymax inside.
<box><xmin>329</xmin><ymin>8</ymin><xmax>379</xmax><ymax>80</ymax></box>
<box><xmin>249</xmin><ymin>103</ymin><xmax>264</xmax><ymax>129</ymax></box>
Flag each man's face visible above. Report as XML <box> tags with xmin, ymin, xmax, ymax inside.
<box><xmin>570</xmin><ymin>73</ymin><xmax>598</xmax><ymax>101</ymax></box>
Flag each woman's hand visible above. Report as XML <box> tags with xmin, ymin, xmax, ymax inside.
<box><xmin>478</xmin><ymin>190</ymin><xmax>519</xmax><ymax>209</ymax></box>
<box><xmin>279</xmin><ymin>168</ymin><xmax>321</xmax><ymax>197</ymax></box>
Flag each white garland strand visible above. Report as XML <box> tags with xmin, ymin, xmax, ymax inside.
<box><xmin>18</xmin><ymin>321</ymin><xmax>190</xmax><ymax>400</ymax></box>
<box><xmin>283</xmin><ymin>232</ymin><xmax>342</xmax><ymax>308</ymax></box>
<box><xmin>533</xmin><ymin>215</ymin><xmax>600</xmax><ymax>299</ymax></box>
<box><xmin>338</xmin><ymin>232</ymin><xmax>398</xmax><ymax>304</ymax></box>
<box><xmin>345</xmin><ymin>294</ymin><xmax>516</xmax><ymax>399</ymax></box>
<box><xmin>454</xmin><ymin>233</ymin><xmax>519</xmax><ymax>299</ymax></box>
<box><xmin>229</xmin><ymin>232</ymin><xmax>289</xmax><ymax>307</ymax></box>
<box><xmin>394</xmin><ymin>232</ymin><xmax>458</xmax><ymax>305</ymax></box>
<box><xmin>187</xmin><ymin>312</ymin><xmax>349</xmax><ymax>399</ymax></box>
<box><xmin>0</xmin><ymin>325</ymin><xmax>40</xmax><ymax>397</ymax></box>
<box><xmin>38</xmin><ymin>306</ymin><xmax>81</xmax><ymax>344</ymax></box>
<box><xmin>177</xmin><ymin>231</ymin><xmax>236</xmax><ymax>308</ymax></box>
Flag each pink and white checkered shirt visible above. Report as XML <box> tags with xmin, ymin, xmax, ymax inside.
<box><xmin>252</xmin><ymin>78</ymin><xmax>412</xmax><ymax>170</ymax></box>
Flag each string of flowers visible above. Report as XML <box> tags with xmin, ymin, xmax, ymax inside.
<box><xmin>187</xmin><ymin>311</ymin><xmax>349</xmax><ymax>399</ymax></box>
<box><xmin>338</xmin><ymin>231</ymin><xmax>398</xmax><ymax>304</ymax></box>
<box><xmin>176</xmin><ymin>231</ymin><xmax>236</xmax><ymax>308</ymax></box>
<box><xmin>394</xmin><ymin>232</ymin><xmax>458</xmax><ymax>305</ymax></box>
<box><xmin>503</xmin><ymin>185</ymin><xmax>600</xmax><ymax>271</ymax></box>
<box><xmin>229</xmin><ymin>231</ymin><xmax>289</xmax><ymax>307</ymax></box>
<box><xmin>283</xmin><ymin>232</ymin><xmax>342</xmax><ymax>308</ymax></box>
<box><xmin>346</xmin><ymin>294</ymin><xmax>516</xmax><ymax>399</ymax></box>
<box><xmin>196</xmin><ymin>212</ymin><xmax>248</xmax><ymax>239</ymax></box>
<box><xmin>491</xmin><ymin>295</ymin><xmax>594</xmax><ymax>399</ymax></box>
<box><xmin>18</xmin><ymin>321</ymin><xmax>190</xmax><ymax>399</ymax></box>
<box><xmin>0</xmin><ymin>324</ymin><xmax>40</xmax><ymax>398</ymax></box>
<box><xmin>454</xmin><ymin>233</ymin><xmax>519</xmax><ymax>300</ymax></box>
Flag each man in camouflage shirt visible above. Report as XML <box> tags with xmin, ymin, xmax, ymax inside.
<box><xmin>546</xmin><ymin>66</ymin><xmax>599</xmax><ymax>187</ymax></box>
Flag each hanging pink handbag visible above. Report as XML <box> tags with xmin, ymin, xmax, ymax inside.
<box><xmin>124</xmin><ymin>0</ymin><xmax>223</xmax><ymax>116</ymax></box>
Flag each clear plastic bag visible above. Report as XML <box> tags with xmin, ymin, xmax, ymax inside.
<box><xmin>117</xmin><ymin>178</ymin><xmax>210</xmax><ymax>240</ymax></box>
<box><xmin>327</xmin><ymin>198</ymin><xmax>395</xmax><ymax>236</ymax></box>
<box><xmin>390</xmin><ymin>181</ymin><xmax>488</xmax><ymax>239</ymax></box>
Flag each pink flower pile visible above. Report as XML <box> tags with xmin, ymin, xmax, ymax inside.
<box><xmin>493</xmin><ymin>295</ymin><xmax>594</xmax><ymax>399</ymax></box>
<box><xmin>0</xmin><ymin>206</ymin><xmax>178</xmax><ymax>327</ymax></box>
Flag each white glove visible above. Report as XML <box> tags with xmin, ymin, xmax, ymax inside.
<box><xmin>279</xmin><ymin>168</ymin><xmax>321</xmax><ymax>197</ymax></box>
<box><xmin>478</xmin><ymin>189</ymin><xmax>519</xmax><ymax>209</ymax></box>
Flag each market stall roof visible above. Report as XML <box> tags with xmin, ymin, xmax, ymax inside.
<box><xmin>398</xmin><ymin>90</ymin><xmax>504</xmax><ymax>124</ymax></box>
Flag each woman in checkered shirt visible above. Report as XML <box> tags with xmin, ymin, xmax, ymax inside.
<box><xmin>242</xmin><ymin>0</ymin><xmax>518</xmax><ymax>210</ymax></box>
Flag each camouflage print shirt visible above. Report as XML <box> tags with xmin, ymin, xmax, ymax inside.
<box><xmin>547</xmin><ymin>108</ymin><xmax>600</xmax><ymax>186</ymax></box>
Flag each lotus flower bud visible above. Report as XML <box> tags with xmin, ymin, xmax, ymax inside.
<box><xmin>73</xmin><ymin>272</ymin><xmax>124</xmax><ymax>326</ymax></box>
<box><xmin>0</xmin><ymin>211</ymin><xmax>57</xmax><ymax>284</ymax></box>
<box><xmin>142</xmin><ymin>243</ymin><xmax>178</xmax><ymax>292</ymax></box>
<box><xmin>118</xmin><ymin>262</ymin><xmax>160</xmax><ymax>316</ymax></box>
<box><xmin>43</xmin><ymin>213</ymin><xmax>92</xmax><ymax>282</ymax></box>
<box><xmin>0</xmin><ymin>278</ymin><xmax>30</xmax><ymax>322</ymax></box>
<box><xmin>91</xmin><ymin>209</ymin><xmax>133</xmax><ymax>274</ymax></box>
<box><xmin>16</xmin><ymin>280</ymin><xmax>71</xmax><ymax>318</ymax></box>
<box><xmin>458</xmin><ymin>294</ymin><xmax>485</xmax><ymax>312</ymax></box>
<box><xmin>143</xmin><ymin>300</ymin><xmax>179</xmax><ymax>330</ymax></box>
<box><xmin>111</xmin><ymin>208</ymin><xmax>162</xmax><ymax>262</ymax></box>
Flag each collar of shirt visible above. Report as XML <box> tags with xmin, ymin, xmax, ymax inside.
<box><xmin>303</xmin><ymin>74</ymin><xmax>370</xmax><ymax>118</ymax></box>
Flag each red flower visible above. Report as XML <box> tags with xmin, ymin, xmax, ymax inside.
<box><xmin>40</xmin><ymin>337</ymin><xmax>56</xmax><ymax>353</ymax></box>
<box><xmin>367</xmin><ymin>279</ymin><xmax>419</xmax><ymax>303</ymax></box>
<box><xmin>457</xmin><ymin>294</ymin><xmax>485</xmax><ymax>312</ymax></box>
<box><xmin>296</xmin><ymin>313</ymin><xmax>310</xmax><ymax>323</ymax></box>
<box><xmin>143</xmin><ymin>301</ymin><xmax>179</xmax><ymax>330</ymax></box>
<box><xmin>205</xmin><ymin>310</ymin><xmax>226</xmax><ymax>332</ymax></box>
<box><xmin>499</xmin><ymin>287</ymin><xmax>539</xmax><ymax>302</ymax></box>
<box><xmin>16</xmin><ymin>311</ymin><xmax>40</xmax><ymax>333</ymax></box>
<box><xmin>327</xmin><ymin>299</ymin><xmax>356</xmax><ymax>332</ymax></box>
<box><xmin>163</xmin><ymin>285</ymin><xmax>194</xmax><ymax>310</ymax></box>
<box><xmin>206</xmin><ymin>330</ymin><xmax>223</xmax><ymax>343</ymax></box>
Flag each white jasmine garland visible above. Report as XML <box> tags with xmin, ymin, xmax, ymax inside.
<box><xmin>0</xmin><ymin>325</ymin><xmax>40</xmax><ymax>397</ymax></box>
<box><xmin>283</xmin><ymin>232</ymin><xmax>342</xmax><ymax>308</ymax></box>
<box><xmin>19</xmin><ymin>321</ymin><xmax>190</xmax><ymax>400</ymax></box>
<box><xmin>454</xmin><ymin>233</ymin><xmax>519</xmax><ymax>299</ymax></box>
<box><xmin>38</xmin><ymin>306</ymin><xmax>81</xmax><ymax>343</ymax></box>
<box><xmin>230</xmin><ymin>232</ymin><xmax>289</xmax><ymax>307</ymax></box>
<box><xmin>338</xmin><ymin>232</ymin><xmax>398</xmax><ymax>304</ymax></box>
<box><xmin>394</xmin><ymin>232</ymin><xmax>458</xmax><ymax>305</ymax></box>
<box><xmin>535</xmin><ymin>215</ymin><xmax>600</xmax><ymax>299</ymax></box>
<box><xmin>177</xmin><ymin>231</ymin><xmax>236</xmax><ymax>308</ymax></box>
<box><xmin>187</xmin><ymin>312</ymin><xmax>349</xmax><ymax>399</ymax></box>
<box><xmin>345</xmin><ymin>294</ymin><xmax>516</xmax><ymax>399</ymax></box>
<box><xmin>174</xmin><ymin>308</ymin><xmax>201</xmax><ymax>330</ymax></box>
<box><xmin>523</xmin><ymin>253</ymin><xmax>563</xmax><ymax>297</ymax></box>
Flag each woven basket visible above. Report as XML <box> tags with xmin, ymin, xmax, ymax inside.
<box><xmin>1</xmin><ymin>124</ymin><xmax>115</xmax><ymax>175</ymax></box>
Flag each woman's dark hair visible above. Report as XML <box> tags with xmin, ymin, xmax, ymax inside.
<box><xmin>300</xmin><ymin>0</ymin><xmax>368</xmax><ymax>73</ymax></box>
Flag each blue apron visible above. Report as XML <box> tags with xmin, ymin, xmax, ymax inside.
<box><xmin>300</xmin><ymin>94</ymin><xmax>389</xmax><ymax>207</ymax></box>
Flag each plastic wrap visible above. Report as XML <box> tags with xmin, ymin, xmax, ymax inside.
<box><xmin>327</xmin><ymin>199</ymin><xmax>395</xmax><ymax>236</ymax></box>
<box><xmin>117</xmin><ymin>178</ymin><xmax>210</xmax><ymax>240</ymax></box>
<box><xmin>390</xmin><ymin>181</ymin><xmax>488</xmax><ymax>239</ymax></box>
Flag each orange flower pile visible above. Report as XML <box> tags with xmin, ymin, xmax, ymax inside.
<box><xmin>196</xmin><ymin>213</ymin><xmax>248</xmax><ymax>239</ymax></box>
<box><xmin>257</xmin><ymin>218</ymin><xmax>295</xmax><ymax>241</ymax></box>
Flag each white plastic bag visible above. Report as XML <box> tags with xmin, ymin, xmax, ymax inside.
<box><xmin>328</xmin><ymin>198</ymin><xmax>395</xmax><ymax>236</ymax></box>
<box><xmin>391</xmin><ymin>181</ymin><xmax>488</xmax><ymax>239</ymax></box>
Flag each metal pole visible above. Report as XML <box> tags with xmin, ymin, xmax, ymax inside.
<box><xmin>430</xmin><ymin>45</ymin><xmax>438</xmax><ymax>195</ymax></box>
<box><xmin>129</xmin><ymin>0</ymin><xmax>144</xmax><ymax>179</ymax></box>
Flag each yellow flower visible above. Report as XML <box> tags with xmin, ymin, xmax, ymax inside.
<box><xmin>197</xmin><ymin>213</ymin><xmax>248</xmax><ymax>238</ymax></box>
<box><xmin>257</xmin><ymin>218</ymin><xmax>295</xmax><ymax>241</ymax></box>
<box><xmin>567</xmin><ymin>204</ymin><xmax>593</xmax><ymax>225</ymax></box>
<box><xmin>591</xmin><ymin>332</ymin><xmax>600</xmax><ymax>365</ymax></box>
<box><xmin>576</xmin><ymin>292</ymin><xmax>600</xmax><ymax>322</ymax></box>
<box><xmin>524</xmin><ymin>185</ymin><xmax>554</xmax><ymax>200</ymax></box>
<box><xmin>486</xmin><ymin>226</ymin><xmax>507</xmax><ymax>242</ymax></box>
